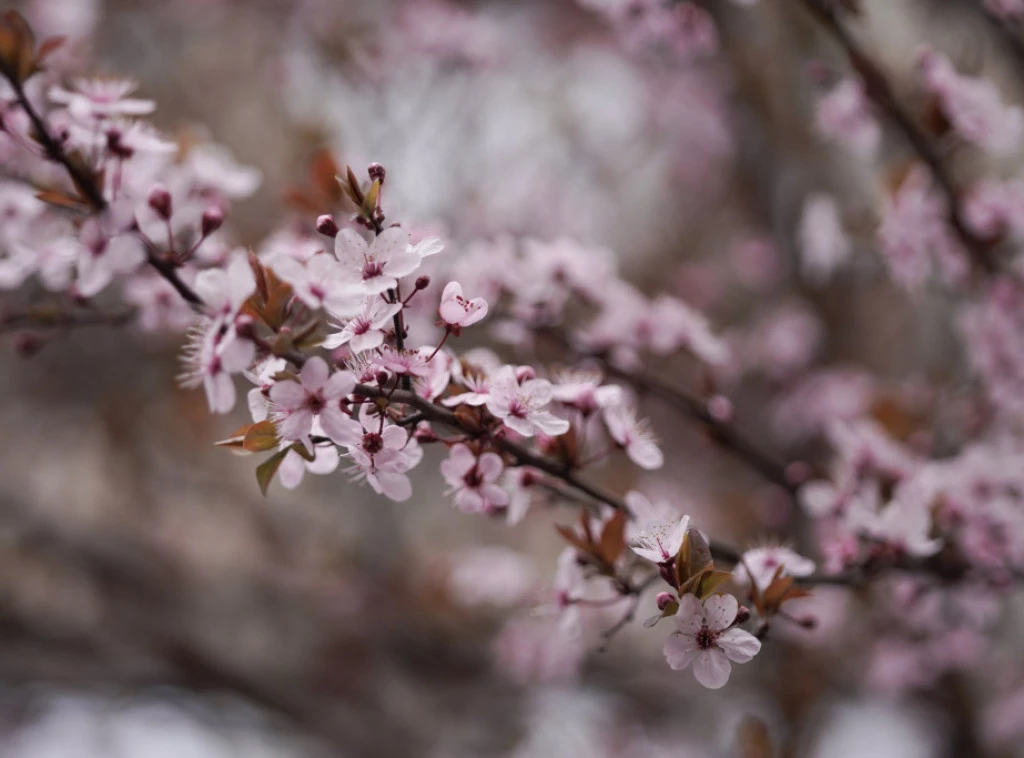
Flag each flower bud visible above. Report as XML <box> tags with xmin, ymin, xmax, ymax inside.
<box><xmin>147</xmin><ymin>184</ymin><xmax>173</xmax><ymax>220</ymax></box>
<box><xmin>368</xmin><ymin>162</ymin><xmax>386</xmax><ymax>183</ymax></box>
<box><xmin>375</xmin><ymin>371</ymin><xmax>390</xmax><ymax>387</ymax></box>
<box><xmin>201</xmin><ymin>206</ymin><xmax>224</xmax><ymax>237</ymax></box>
<box><xmin>415</xmin><ymin>275</ymin><xmax>430</xmax><ymax>290</ymax></box>
<box><xmin>515</xmin><ymin>365</ymin><xmax>536</xmax><ymax>383</ymax></box>
<box><xmin>316</xmin><ymin>214</ymin><xmax>339</xmax><ymax>238</ymax></box>
<box><xmin>656</xmin><ymin>592</ymin><xmax>675</xmax><ymax>611</ymax></box>
<box><xmin>735</xmin><ymin>605</ymin><xmax>752</xmax><ymax>625</ymax></box>
<box><xmin>706</xmin><ymin>395</ymin><xmax>733</xmax><ymax>423</ymax></box>
<box><xmin>14</xmin><ymin>332</ymin><xmax>44</xmax><ymax>357</ymax></box>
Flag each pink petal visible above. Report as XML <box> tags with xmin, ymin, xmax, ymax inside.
<box><xmin>717</xmin><ymin>628</ymin><xmax>761</xmax><ymax>663</ymax></box>
<box><xmin>300</xmin><ymin>356</ymin><xmax>329</xmax><ymax>391</ymax></box>
<box><xmin>693</xmin><ymin>648</ymin><xmax>731</xmax><ymax>689</ymax></box>
<box><xmin>663</xmin><ymin>634</ymin><xmax>698</xmax><ymax>671</ymax></box>
<box><xmin>702</xmin><ymin>594</ymin><xmax>738</xmax><ymax>633</ymax></box>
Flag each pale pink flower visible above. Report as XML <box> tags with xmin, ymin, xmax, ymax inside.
<box><xmin>920</xmin><ymin>48</ymin><xmax>1024</xmax><ymax>155</ymax></box>
<box><xmin>443</xmin><ymin>372</ymin><xmax>492</xmax><ymax>407</ymax></box>
<box><xmin>373</xmin><ymin>345</ymin><xmax>431</xmax><ymax>378</ymax></box>
<box><xmin>278</xmin><ymin>428</ymin><xmax>341</xmax><ymax>490</ymax></box>
<box><xmin>853</xmin><ymin>498</ymin><xmax>943</xmax><ymax>557</ymax></box>
<box><xmin>194</xmin><ymin>253</ymin><xmax>256</xmax><ymax>321</ymax></box>
<box><xmin>269</xmin><ymin>357</ymin><xmax>357</xmax><ymax>445</ymax></box>
<box><xmin>49</xmin><ymin>78</ymin><xmax>155</xmax><ymax>120</ymax></box>
<box><xmin>603</xmin><ymin>401</ymin><xmax>663</xmax><ymax>469</ymax></box>
<box><xmin>814</xmin><ymin>78</ymin><xmax>881</xmax><ymax>157</ymax></box>
<box><xmin>627</xmin><ymin>498</ymin><xmax>690</xmax><ymax>564</ymax></box>
<box><xmin>76</xmin><ymin>208</ymin><xmax>146</xmax><ymax>297</ymax></box>
<box><xmin>269</xmin><ymin>253</ymin><xmax>365</xmax><ymax>316</ymax></box>
<box><xmin>330</xmin><ymin>406</ymin><xmax>422</xmax><ymax>502</ymax></box>
<box><xmin>440</xmin><ymin>444</ymin><xmax>510</xmax><ymax>514</ymax></box>
<box><xmin>179</xmin><ymin>322</ymin><xmax>254</xmax><ymax>414</ymax></box>
<box><xmin>798</xmin><ymin>193</ymin><xmax>852</xmax><ymax>283</ymax></box>
<box><xmin>663</xmin><ymin>593</ymin><xmax>761</xmax><ymax>689</ymax></box>
<box><xmin>438</xmin><ymin>281</ymin><xmax>488</xmax><ymax>328</ymax></box>
<box><xmin>486</xmin><ymin>367</ymin><xmax>570</xmax><ymax>437</ymax></box>
<box><xmin>551</xmin><ymin>369</ymin><xmax>624</xmax><ymax>416</ymax></box>
<box><xmin>185</xmin><ymin>144</ymin><xmax>262</xmax><ymax>199</ymax></box>
<box><xmin>334</xmin><ymin>227</ymin><xmax>423</xmax><ymax>293</ymax></box>
<box><xmin>649</xmin><ymin>295</ymin><xmax>729</xmax><ymax>366</ymax></box>
<box><xmin>414</xmin><ymin>346</ymin><xmax>453</xmax><ymax>400</ymax></box>
<box><xmin>323</xmin><ymin>298</ymin><xmax>403</xmax><ymax>353</ymax></box>
<box><xmin>734</xmin><ymin>546</ymin><xmax>816</xmax><ymax>591</ymax></box>
<box><xmin>963</xmin><ymin>179</ymin><xmax>1024</xmax><ymax>238</ymax></box>
<box><xmin>878</xmin><ymin>165</ymin><xmax>967</xmax><ymax>291</ymax></box>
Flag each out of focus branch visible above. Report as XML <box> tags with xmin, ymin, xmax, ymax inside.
<box><xmin>796</xmin><ymin>0</ymin><xmax>1000</xmax><ymax>275</ymax></box>
<box><xmin>0</xmin><ymin>304</ymin><xmax>135</xmax><ymax>334</ymax></box>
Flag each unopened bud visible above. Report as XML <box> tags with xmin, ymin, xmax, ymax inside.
<box><xmin>414</xmin><ymin>425</ymin><xmax>439</xmax><ymax>443</ymax></box>
<box><xmin>415</xmin><ymin>275</ymin><xmax>430</xmax><ymax>290</ymax></box>
<box><xmin>367</xmin><ymin>162</ymin><xmax>386</xmax><ymax>183</ymax></box>
<box><xmin>515</xmin><ymin>365</ymin><xmax>536</xmax><ymax>383</ymax></box>
<box><xmin>316</xmin><ymin>214</ymin><xmax>339</xmax><ymax>238</ymax></box>
<box><xmin>147</xmin><ymin>184</ymin><xmax>173</xmax><ymax>220</ymax></box>
<box><xmin>706</xmin><ymin>395</ymin><xmax>733</xmax><ymax>423</ymax></box>
<box><xmin>375</xmin><ymin>371</ymin><xmax>390</xmax><ymax>387</ymax></box>
<box><xmin>656</xmin><ymin>592</ymin><xmax>675</xmax><ymax>611</ymax></box>
<box><xmin>201</xmin><ymin>206</ymin><xmax>224</xmax><ymax>237</ymax></box>
<box><xmin>735</xmin><ymin>605</ymin><xmax>752</xmax><ymax>625</ymax></box>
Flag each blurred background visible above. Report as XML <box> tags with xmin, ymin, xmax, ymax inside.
<box><xmin>2</xmin><ymin>0</ymin><xmax>1024</xmax><ymax>756</ymax></box>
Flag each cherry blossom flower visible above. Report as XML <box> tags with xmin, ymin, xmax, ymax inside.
<box><xmin>269</xmin><ymin>357</ymin><xmax>357</xmax><ymax>445</ymax></box>
<box><xmin>438</xmin><ymin>281</ymin><xmax>488</xmax><ymax>329</ymax></box>
<box><xmin>734</xmin><ymin>546</ymin><xmax>816</xmax><ymax>591</ymax></box>
<box><xmin>179</xmin><ymin>322</ymin><xmax>254</xmax><ymax>414</ymax></box>
<box><xmin>185</xmin><ymin>144</ymin><xmax>262</xmax><ymax>199</ymax></box>
<box><xmin>334</xmin><ymin>227</ymin><xmax>423</xmax><ymax>293</ymax></box>
<box><xmin>322</xmin><ymin>297</ymin><xmax>403</xmax><ymax>353</ymax></box>
<box><xmin>663</xmin><ymin>593</ymin><xmax>761</xmax><ymax>689</ymax></box>
<box><xmin>485</xmin><ymin>366</ymin><xmax>570</xmax><ymax>437</ymax></box>
<box><xmin>919</xmin><ymin>48</ymin><xmax>1024</xmax><ymax>156</ymax></box>
<box><xmin>443</xmin><ymin>371</ymin><xmax>492</xmax><ymax>407</ymax></box>
<box><xmin>49</xmin><ymin>78</ymin><xmax>155</xmax><ymax>120</ymax></box>
<box><xmin>76</xmin><ymin>207</ymin><xmax>145</xmax><ymax>297</ymax></box>
<box><xmin>269</xmin><ymin>253</ymin><xmax>365</xmax><ymax>316</ymax></box>
<box><xmin>627</xmin><ymin>507</ymin><xmax>690</xmax><ymax>564</ymax></box>
<box><xmin>329</xmin><ymin>406</ymin><xmax>422</xmax><ymax>501</ymax></box>
<box><xmin>373</xmin><ymin>345</ymin><xmax>431</xmax><ymax>378</ymax></box>
<box><xmin>603</xmin><ymin>401</ymin><xmax>663</xmax><ymax>469</ymax></box>
<box><xmin>278</xmin><ymin>438</ymin><xmax>341</xmax><ymax>490</ymax></box>
<box><xmin>446</xmin><ymin>547</ymin><xmax>538</xmax><ymax>608</ymax></box>
<box><xmin>798</xmin><ymin>193</ymin><xmax>852</xmax><ymax>283</ymax></box>
<box><xmin>814</xmin><ymin>78</ymin><xmax>881</xmax><ymax>157</ymax></box>
<box><xmin>550</xmin><ymin>369</ymin><xmax>624</xmax><ymax>416</ymax></box>
<box><xmin>440</xmin><ymin>444</ymin><xmax>510</xmax><ymax>514</ymax></box>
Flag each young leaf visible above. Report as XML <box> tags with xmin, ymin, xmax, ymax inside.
<box><xmin>598</xmin><ymin>510</ymin><xmax>627</xmax><ymax>566</ymax></box>
<box><xmin>256</xmin><ymin>448</ymin><xmax>290</xmax><ymax>495</ymax></box>
<box><xmin>242</xmin><ymin>420</ymin><xmax>279</xmax><ymax>452</ymax></box>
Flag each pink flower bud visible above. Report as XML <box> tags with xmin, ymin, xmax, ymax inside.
<box><xmin>415</xmin><ymin>275</ymin><xmax>431</xmax><ymax>290</ymax></box>
<box><xmin>706</xmin><ymin>394</ymin><xmax>733</xmax><ymax>422</ymax></box>
<box><xmin>735</xmin><ymin>605</ymin><xmax>752</xmax><ymax>625</ymax></box>
<box><xmin>316</xmin><ymin>214</ymin><xmax>339</xmax><ymax>237</ymax></box>
<box><xmin>515</xmin><ymin>365</ymin><xmax>536</xmax><ymax>383</ymax></box>
<box><xmin>201</xmin><ymin>206</ymin><xmax>224</xmax><ymax>237</ymax></box>
<box><xmin>147</xmin><ymin>183</ymin><xmax>172</xmax><ymax>220</ymax></box>
<box><xmin>368</xmin><ymin>162</ymin><xmax>386</xmax><ymax>183</ymax></box>
<box><xmin>656</xmin><ymin>592</ymin><xmax>675</xmax><ymax>611</ymax></box>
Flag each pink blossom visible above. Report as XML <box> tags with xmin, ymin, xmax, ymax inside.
<box><xmin>486</xmin><ymin>367</ymin><xmax>570</xmax><ymax>437</ymax></box>
<box><xmin>179</xmin><ymin>321</ymin><xmax>254</xmax><ymax>414</ymax></box>
<box><xmin>735</xmin><ymin>546</ymin><xmax>816</xmax><ymax>591</ymax></box>
<box><xmin>330</xmin><ymin>406</ymin><xmax>422</xmax><ymax>502</ymax></box>
<box><xmin>269</xmin><ymin>253</ymin><xmax>365</xmax><ymax>316</ymax></box>
<box><xmin>919</xmin><ymin>48</ymin><xmax>1024</xmax><ymax>155</ymax></box>
<box><xmin>798</xmin><ymin>193</ymin><xmax>852</xmax><ymax>283</ymax></box>
<box><xmin>373</xmin><ymin>345</ymin><xmax>431</xmax><ymax>378</ymax></box>
<box><xmin>985</xmin><ymin>0</ymin><xmax>1024</xmax><ymax>18</ymax></box>
<box><xmin>603</xmin><ymin>401</ymin><xmax>663</xmax><ymax>469</ymax></box>
<box><xmin>963</xmin><ymin>178</ymin><xmax>1024</xmax><ymax>239</ymax></box>
<box><xmin>550</xmin><ymin>369</ymin><xmax>623</xmax><ymax>416</ymax></box>
<box><xmin>663</xmin><ymin>593</ymin><xmax>761</xmax><ymax>689</ymax></box>
<box><xmin>814</xmin><ymin>78</ymin><xmax>881</xmax><ymax>157</ymax></box>
<box><xmin>49</xmin><ymin>78</ymin><xmax>155</xmax><ymax>120</ymax></box>
<box><xmin>626</xmin><ymin>492</ymin><xmax>690</xmax><ymax>564</ymax></box>
<box><xmin>334</xmin><ymin>227</ymin><xmax>423</xmax><ymax>294</ymax></box>
<box><xmin>446</xmin><ymin>547</ymin><xmax>538</xmax><ymax>608</ymax></box>
<box><xmin>438</xmin><ymin>281</ymin><xmax>488</xmax><ymax>328</ymax></box>
<box><xmin>323</xmin><ymin>298</ymin><xmax>403</xmax><ymax>353</ymax></box>
<box><xmin>878</xmin><ymin>165</ymin><xmax>966</xmax><ymax>291</ymax></box>
<box><xmin>76</xmin><ymin>208</ymin><xmax>146</xmax><ymax>297</ymax></box>
<box><xmin>269</xmin><ymin>357</ymin><xmax>357</xmax><ymax>445</ymax></box>
<box><xmin>440</xmin><ymin>444</ymin><xmax>510</xmax><ymax>514</ymax></box>
<box><xmin>185</xmin><ymin>144</ymin><xmax>262</xmax><ymax>199</ymax></box>
<box><xmin>649</xmin><ymin>294</ymin><xmax>729</xmax><ymax>366</ymax></box>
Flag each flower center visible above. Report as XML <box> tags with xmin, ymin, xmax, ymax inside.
<box><xmin>362</xmin><ymin>432</ymin><xmax>384</xmax><ymax>454</ymax></box>
<box><xmin>306</xmin><ymin>392</ymin><xmax>326</xmax><ymax>413</ymax></box>
<box><xmin>352</xmin><ymin>318</ymin><xmax>371</xmax><ymax>336</ymax></box>
<box><xmin>463</xmin><ymin>467</ymin><xmax>484</xmax><ymax>489</ymax></box>
<box><xmin>362</xmin><ymin>259</ymin><xmax>384</xmax><ymax>280</ymax></box>
<box><xmin>695</xmin><ymin>625</ymin><xmax>717</xmax><ymax>650</ymax></box>
<box><xmin>507</xmin><ymin>399</ymin><xmax>528</xmax><ymax>419</ymax></box>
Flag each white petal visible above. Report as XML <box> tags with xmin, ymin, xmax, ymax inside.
<box><xmin>717</xmin><ymin>628</ymin><xmax>761</xmax><ymax>663</ymax></box>
<box><xmin>702</xmin><ymin>594</ymin><xmax>738</xmax><ymax>633</ymax></box>
<box><xmin>693</xmin><ymin>648</ymin><xmax>732</xmax><ymax>689</ymax></box>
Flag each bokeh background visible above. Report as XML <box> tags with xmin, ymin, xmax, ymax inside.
<box><xmin>2</xmin><ymin>0</ymin><xmax>1023</xmax><ymax>756</ymax></box>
